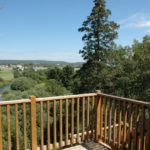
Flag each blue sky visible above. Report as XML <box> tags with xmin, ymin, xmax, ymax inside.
<box><xmin>0</xmin><ymin>0</ymin><xmax>150</xmax><ymax>62</ymax></box>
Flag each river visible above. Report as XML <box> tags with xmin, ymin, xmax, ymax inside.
<box><xmin>0</xmin><ymin>85</ymin><xmax>10</xmax><ymax>101</ymax></box>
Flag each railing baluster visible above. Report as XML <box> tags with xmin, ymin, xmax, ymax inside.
<box><xmin>141</xmin><ymin>105</ymin><xmax>145</xmax><ymax>150</ymax></box>
<box><xmin>135</xmin><ymin>104</ymin><xmax>139</xmax><ymax>150</ymax></box>
<box><xmin>118</xmin><ymin>100</ymin><xmax>121</xmax><ymax>149</ymax></box>
<box><xmin>15</xmin><ymin>104</ymin><xmax>19</xmax><ymax>150</ymax></box>
<box><xmin>100</xmin><ymin>97</ymin><xmax>103</xmax><ymax>140</ymax></box>
<box><xmin>23</xmin><ymin>103</ymin><xmax>27</xmax><ymax>150</ymax></box>
<box><xmin>123</xmin><ymin>101</ymin><xmax>127</xmax><ymax>148</ymax></box>
<box><xmin>30</xmin><ymin>96</ymin><xmax>37</xmax><ymax>150</ymax></box>
<box><xmin>96</xmin><ymin>91</ymin><xmax>101</xmax><ymax>142</ymax></box>
<box><xmin>77</xmin><ymin>98</ymin><xmax>79</xmax><ymax>143</ymax></box>
<box><xmin>7</xmin><ymin>105</ymin><xmax>11</xmax><ymax>150</ymax></box>
<box><xmin>104</xmin><ymin>97</ymin><xmax>107</xmax><ymax>143</ymax></box>
<box><xmin>0</xmin><ymin>106</ymin><xmax>2</xmax><ymax>150</ymax></box>
<box><xmin>40</xmin><ymin>101</ymin><xmax>44</xmax><ymax>150</ymax></box>
<box><xmin>128</xmin><ymin>103</ymin><xmax>133</xmax><ymax>150</ymax></box>
<box><xmin>86</xmin><ymin>97</ymin><xmax>89</xmax><ymax>141</ymax></box>
<box><xmin>108</xmin><ymin>99</ymin><xmax>112</xmax><ymax>144</ymax></box>
<box><xmin>148</xmin><ymin>106</ymin><xmax>150</xmax><ymax>150</ymax></box>
<box><xmin>59</xmin><ymin>99</ymin><xmax>63</xmax><ymax>147</ymax></box>
<box><xmin>91</xmin><ymin>96</ymin><xmax>94</xmax><ymax>139</ymax></box>
<box><xmin>65</xmin><ymin>99</ymin><xmax>68</xmax><ymax>145</ymax></box>
<box><xmin>71</xmin><ymin>98</ymin><xmax>74</xmax><ymax>145</ymax></box>
<box><xmin>113</xmin><ymin>99</ymin><xmax>116</xmax><ymax>146</ymax></box>
<box><xmin>47</xmin><ymin>101</ymin><xmax>50</xmax><ymax>150</ymax></box>
<box><xmin>82</xmin><ymin>97</ymin><xmax>85</xmax><ymax>141</ymax></box>
<box><xmin>53</xmin><ymin>100</ymin><xmax>57</xmax><ymax>148</ymax></box>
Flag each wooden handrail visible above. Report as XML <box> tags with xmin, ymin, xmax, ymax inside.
<box><xmin>98</xmin><ymin>93</ymin><xmax>150</xmax><ymax>106</ymax></box>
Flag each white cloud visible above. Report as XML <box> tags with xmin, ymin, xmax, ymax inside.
<box><xmin>119</xmin><ymin>13</ymin><xmax>150</xmax><ymax>31</ymax></box>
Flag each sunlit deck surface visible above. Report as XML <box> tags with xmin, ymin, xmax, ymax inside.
<box><xmin>63</xmin><ymin>141</ymin><xmax>110</xmax><ymax>150</ymax></box>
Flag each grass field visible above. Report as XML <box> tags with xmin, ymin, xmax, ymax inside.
<box><xmin>0</xmin><ymin>69</ymin><xmax>14</xmax><ymax>81</ymax></box>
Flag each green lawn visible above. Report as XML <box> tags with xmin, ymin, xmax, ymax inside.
<box><xmin>0</xmin><ymin>69</ymin><xmax>14</xmax><ymax>81</ymax></box>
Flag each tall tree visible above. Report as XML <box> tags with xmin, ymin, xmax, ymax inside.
<box><xmin>77</xmin><ymin>0</ymin><xmax>119</xmax><ymax>93</ymax></box>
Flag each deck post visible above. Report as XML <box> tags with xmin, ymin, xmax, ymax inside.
<box><xmin>30</xmin><ymin>96</ymin><xmax>37</xmax><ymax>150</ymax></box>
<box><xmin>95</xmin><ymin>90</ymin><xmax>102</xmax><ymax>142</ymax></box>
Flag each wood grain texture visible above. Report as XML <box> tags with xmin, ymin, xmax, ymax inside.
<box><xmin>60</xmin><ymin>100</ymin><xmax>63</xmax><ymax>147</ymax></box>
<box><xmin>7</xmin><ymin>105</ymin><xmax>11</xmax><ymax>150</ymax></box>
<box><xmin>82</xmin><ymin>97</ymin><xmax>85</xmax><ymax>141</ymax></box>
<box><xmin>0</xmin><ymin>106</ymin><xmax>2</xmax><ymax>150</ymax></box>
<box><xmin>23</xmin><ymin>103</ymin><xmax>27</xmax><ymax>150</ymax></box>
<box><xmin>71</xmin><ymin>98</ymin><xmax>74</xmax><ymax>145</ymax></box>
<box><xmin>53</xmin><ymin>100</ymin><xmax>57</xmax><ymax>148</ymax></box>
<box><xmin>15</xmin><ymin>104</ymin><xmax>19</xmax><ymax>150</ymax></box>
<box><xmin>47</xmin><ymin>101</ymin><xmax>50</xmax><ymax>150</ymax></box>
<box><xmin>77</xmin><ymin>98</ymin><xmax>79</xmax><ymax>143</ymax></box>
<box><xmin>65</xmin><ymin>99</ymin><xmax>68</xmax><ymax>145</ymax></box>
<box><xmin>40</xmin><ymin>101</ymin><xmax>44</xmax><ymax>150</ymax></box>
<box><xmin>30</xmin><ymin>96</ymin><xmax>37</xmax><ymax>150</ymax></box>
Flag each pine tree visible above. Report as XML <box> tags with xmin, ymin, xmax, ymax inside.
<box><xmin>77</xmin><ymin>0</ymin><xmax>119</xmax><ymax>93</ymax></box>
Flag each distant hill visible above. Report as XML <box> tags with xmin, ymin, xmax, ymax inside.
<box><xmin>0</xmin><ymin>60</ymin><xmax>84</xmax><ymax>66</ymax></box>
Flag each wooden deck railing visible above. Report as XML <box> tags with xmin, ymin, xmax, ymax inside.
<box><xmin>97</xmin><ymin>92</ymin><xmax>150</xmax><ymax>150</ymax></box>
<box><xmin>0</xmin><ymin>91</ymin><xmax>150</xmax><ymax>150</ymax></box>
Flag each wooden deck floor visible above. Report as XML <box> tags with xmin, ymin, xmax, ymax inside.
<box><xmin>63</xmin><ymin>141</ymin><xmax>111</xmax><ymax>150</ymax></box>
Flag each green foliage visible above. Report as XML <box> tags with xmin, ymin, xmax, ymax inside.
<box><xmin>46</xmin><ymin>79</ymin><xmax>69</xmax><ymax>96</ymax></box>
<box><xmin>78</xmin><ymin>0</ymin><xmax>119</xmax><ymax>61</ymax></box>
<box><xmin>46</xmin><ymin>67</ymin><xmax>63</xmax><ymax>82</ymax></box>
<box><xmin>11</xmin><ymin>77</ymin><xmax>37</xmax><ymax>91</ymax></box>
<box><xmin>62</xmin><ymin>65</ymin><xmax>75</xmax><ymax>90</ymax></box>
<box><xmin>77</xmin><ymin>0</ymin><xmax>119</xmax><ymax>93</ymax></box>
<box><xmin>23</xmin><ymin>69</ymin><xmax>47</xmax><ymax>83</ymax></box>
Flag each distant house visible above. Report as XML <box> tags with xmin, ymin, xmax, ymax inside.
<box><xmin>11</xmin><ymin>65</ymin><xmax>24</xmax><ymax>71</ymax></box>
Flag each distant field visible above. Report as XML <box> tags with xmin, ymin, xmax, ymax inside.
<box><xmin>0</xmin><ymin>69</ymin><xmax>14</xmax><ymax>81</ymax></box>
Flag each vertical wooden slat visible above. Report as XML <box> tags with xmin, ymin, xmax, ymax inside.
<box><xmin>128</xmin><ymin>103</ymin><xmax>133</xmax><ymax>150</ymax></box>
<box><xmin>23</xmin><ymin>103</ymin><xmax>27</xmax><ymax>150</ymax></box>
<box><xmin>71</xmin><ymin>98</ymin><xmax>74</xmax><ymax>145</ymax></box>
<box><xmin>104</xmin><ymin>97</ymin><xmax>107</xmax><ymax>142</ymax></box>
<box><xmin>82</xmin><ymin>97</ymin><xmax>85</xmax><ymax>141</ymax></box>
<box><xmin>123</xmin><ymin>101</ymin><xmax>127</xmax><ymax>148</ymax></box>
<box><xmin>77</xmin><ymin>98</ymin><xmax>79</xmax><ymax>143</ymax></box>
<box><xmin>47</xmin><ymin>101</ymin><xmax>50</xmax><ymax>150</ymax></box>
<box><xmin>118</xmin><ymin>100</ymin><xmax>121</xmax><ymax>149</ymax></box>
<box><xmin>148</xmin><ymin>106</ymin><xmax>150</xmax><ymax>150</ymax></box>
<box><xmin>0</xmin><ymin>106</ymin><xmax>2</xmax><ymax>150</ymax></box>
<box><xmin>113</xmin><ymin>99</ymin><xmax>116</xmax><ymax>146</ymax></box>
<box><xmin>91</xmin><ymin>96</ymin><xmax>94</xmax><ymax>139</ymax></box>
<box><xmin>15</xmin><ymin>104</ymin><xmax>19</xmax><ymax>150</ymax></box>
<box><xmin>53</xmin><ymin>100</ymin><xmax>57</xmax><ymax>148</ymax></box>
<box><xmin>59</xmin><ymin>100</ymin><xmax>63</xmax><ymax>147</ymax></box>
<box><xmin>30</xmin><ymin>96</ymin><xmax>37</xmax><ymax>150</ymax></box>
<box><xmin>100</xmin><ymin>97</ymin><xmax>103</xmax><ymax>140</ymax></box>
<box><xmin>7</xmin><ymin>105</ymin><xmax>11</xmax><ymax>150</ymax></box>
<box><xmin>135</xmin><ymin>104</ymin><xmax>139</xmax><ymax>150</ymax></box>
<box><xmin>96</xmin><ymin>95</ymin><xmax>101</xmax><ymax>142</ymax></box>
<box><xmin>65</xmin><ymin>99</ymin><xmax>68</xmax><ymax>145</ymax></box>
<box><xmin>141</xmin><ymin>105</ymin><xmax>145</xmax><ymax>150</ymax></box>
<box><xmin>108</xmin><ymin>99</ymin><xmax>112</xmax><ymax>143</ymax></box>
<box><xmin>40</xmin><ymin>101</ymin><xmax>43</xmax><ymax>150</ymax></box>
<box><xmin>86</xmin><ymin>97</ymin><xmax>89</xmax><ymax>141</ymax></box>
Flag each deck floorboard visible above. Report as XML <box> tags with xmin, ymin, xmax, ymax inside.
<box><xmin>63</xmin><ymin>141</ymin><xmax>111</xmax><ymax>150</ymax></box>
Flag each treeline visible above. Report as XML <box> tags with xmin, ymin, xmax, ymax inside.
<box><xmin>0</xmin><ymin>60</ymin><xmax>83</xmax><ymax>66</ymax></box>
<box><xmin>2</xmin><ymin>66</ymin><xmax>75</xmax><ymax>100</ymax></box>
<box><xmin>2</xmin><ymin>36</ymin><xmax>150</xmax><ymax>102</ymax></box>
